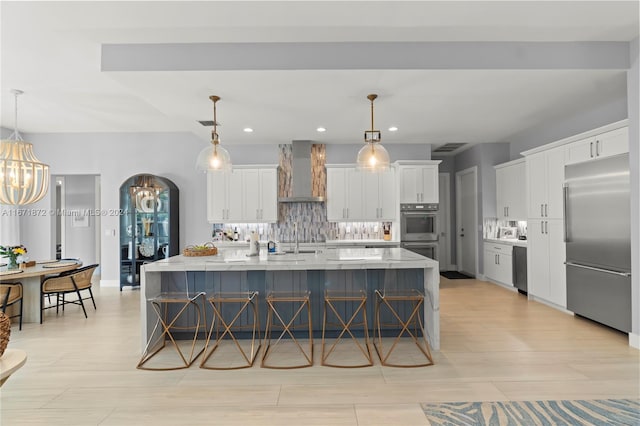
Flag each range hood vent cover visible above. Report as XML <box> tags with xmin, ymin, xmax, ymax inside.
<box><xmin>278</xmin><ymin>140</ymin><xmax>325</xmax><ymax>203</ymax></box>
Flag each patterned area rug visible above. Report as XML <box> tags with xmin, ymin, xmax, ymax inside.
<box><xmin>422</xmin><ymin>399</ymin><xmax>640</xmax><ymax>425</ymax></box>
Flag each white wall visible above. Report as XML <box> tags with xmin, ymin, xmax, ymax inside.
<box><xmin>18</xmin><ymin>131</ymin><xmax>209</xmax><ymax>284</ymax></box>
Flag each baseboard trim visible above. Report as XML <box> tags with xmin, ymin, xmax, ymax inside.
<box><xmin>528</xmin><ymin>294</ymin><xmax>573</xmax><ymax>315</ymax></box>
<box><xmin>100</xmin><ymin>279</ymin><xmax>119</xmax><ymax>288</ymax></box>
<box><xmin>629</xmin><ymin>333</ymin><xmax>640</xmax><ymax>349</ymax></box>
<box><xmin>483</xmin><ymin>277</ymin><xmax>517</xmax><ymax>292</ymax></box>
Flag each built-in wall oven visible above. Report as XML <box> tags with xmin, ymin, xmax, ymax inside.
<box><xmin>400</xmin><ymin>203</ymin><xmax>439</xmax><ymax>260</ymax></box>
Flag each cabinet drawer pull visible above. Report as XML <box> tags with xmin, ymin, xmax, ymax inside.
<box><xmin>596</xmin><ymin>140</ymin><xmax>600</xmax><ymax>156</ymax></box>
<box><xmin>590</xmin><ymin>141</ymin><xmax>594</xmax><ymax>158</ymax></box>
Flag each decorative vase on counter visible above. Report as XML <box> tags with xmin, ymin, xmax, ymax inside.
<box><xmin>7</xmin><ymin>257</ymin><xmax>19</xmax><ymax>270</ymax></box>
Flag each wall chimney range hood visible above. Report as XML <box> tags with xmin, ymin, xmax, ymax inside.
<box><xmin>278</xmin><ymin>140</ymin><xmax>325</xmax><ymax>203</ymax></box>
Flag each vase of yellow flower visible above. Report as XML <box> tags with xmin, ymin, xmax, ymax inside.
<box><xmin>0</xmin><ymin>245</ymin><xmax>27</xmax><ymax>270</ymax></box>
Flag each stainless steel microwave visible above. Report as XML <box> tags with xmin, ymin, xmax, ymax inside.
<box><xmin>400</xmin><ymin>203</ymin><xmax>438</xmax><ymax>242</ymax></box>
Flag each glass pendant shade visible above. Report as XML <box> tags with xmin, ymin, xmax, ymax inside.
<box><xmin>195</xmin><ymin>144</ymin><xmax>232</xmax><ymax>172</ymax></box>
<box><xmin>195</xmin><ymin>95</ymin><xmax>232</xmax><ymax>172</ymax></box>
<box><xmin>356</xmin><ymin>93</ymin><xmax>391</xmax><ymax>171</ymax></box>
<box><xmin>356</xmin><ymin>142</ymin><xmax>390</xmax><ymax>171</ymax></box>
<box><xmin>0</xmin><ymin>90</ymin><xmax>50</xmax><ymax>205</ymax></box>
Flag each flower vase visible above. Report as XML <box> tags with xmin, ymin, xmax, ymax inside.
<box><xmin>7</xmin><ymin>258</ymin><xmax>19</xmax><ymax>270</ymax></box>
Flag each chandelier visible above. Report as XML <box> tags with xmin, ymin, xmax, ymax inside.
<box><xmin>195</xmin><ymin>95</ymin><xmax>232</xmax><ymax>172</ymax></box>
<box><xmin>356</xmin><ymin>94</ymin><xmax>390</xmax><ymax>171</ymax></box>
<box><xmin>0</xmin><ymin>90</ymin><xmax>50</xmax><ymax>205</ymax></box>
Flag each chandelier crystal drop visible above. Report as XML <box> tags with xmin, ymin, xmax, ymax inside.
<box><xmin>0</xmin><ymin>89</ymin><xmax>50</xmax><ymax>205</ymax></box>
<box><xmin>356</xmin><ymin>94</ymin><xmax>390</xmax><ymax>171</ymax></box>
<box><xmin>196</xmin><ymin>95</ymin><xmax>232</xmax><ymax>172</ymax></box>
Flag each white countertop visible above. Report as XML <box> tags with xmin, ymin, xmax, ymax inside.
<box><xmin>213</xmin><ymin>240</ymin><xmax>399</xmax><ymax>248</ymax></box>
<box><xmin>484</xmin><ymin>238</ymin><xmax>528</xmax><ymax>247</ymax></box>
<box><xmin>144</xmin><ymin>247</ymin><xmax>436</xmax><ymax>272</ymax></box>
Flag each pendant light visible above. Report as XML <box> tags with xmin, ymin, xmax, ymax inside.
<box><xmin>196</xmin><ymin>95</ymin><xmax>232</xmax><ymax>172</ymax></box>
<box><xmin>0</xmin><ymin>89</ymin><xmax>50</xmax><ymax>205</ymax></box>
<box><xmin>356</xmin><ymin>94</ymin><xmax>390</xmax><ymax>171</ymax></box>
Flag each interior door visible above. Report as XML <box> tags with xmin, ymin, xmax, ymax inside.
<box><xmin>456</xmin><ymin>168</ymin><xmax>477</xmax><ymax>277</ymax></box>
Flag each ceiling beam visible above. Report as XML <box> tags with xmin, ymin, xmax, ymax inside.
<box><xmin>102</xmin><ymin>41</ymin><xmax>630</xmax><ymax>72</ymax></box>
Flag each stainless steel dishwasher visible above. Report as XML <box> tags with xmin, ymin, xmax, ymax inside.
<box><xmin>513</xmin><ymin>246</ymin><xmax>527</xmax><ymax>294</ymax></box>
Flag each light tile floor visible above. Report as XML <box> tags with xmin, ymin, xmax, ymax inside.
<box><xmin>1</xmin><ymin>278</ymin><xmax>638</xmax><ymax>425</ymax></box>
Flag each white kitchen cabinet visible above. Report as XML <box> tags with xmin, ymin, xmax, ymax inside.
<box><xmin>495</xmin><ymin>159</ymin><xmax>526</xmax><ymax>220</ymax></box>
<box><xmin>242</xmin><ymin>168</ymin><xmax>278</xmax><ymax>222</ymax></box>
<box><xmin>527</xmin><ymin>219</ymin><xmax>566</xmax><ymax>307</ymax></box>
<box><xmin>207</xmin><ymin>166</ymin><xmax>277</xmax><ymax>223</ymax></box>
<box><xmin>326</xmin><ymin>167</ymin><xmax>364</xmax><ymax>221</ymax></box>
<box><xmin>483</xmin><ymin>242</ymin><xmax>513</xmax><ymax>286</ymax></box>
<box><xmin>207</xmin><ymin>169</ymin><xmax>242</xmax><ymax>222</ymax></box>
<box><xmin>362</xmin><ymin>168</ymin><xmax>396</xmax><ymax>220</ymax></box>
<box><xmin>526</xmin><ymin>146</ymin><xmax>565</xmax><ymax>219</ymax></box>
<box><xmin>565</xmin><ymin>127</ymin><xmax>628</xmax><ymax>165</ymax></box>
<box><xmin>398</xmin><ymin>163</ymin><xmax>439</xmax><ymax>204</ymax></box>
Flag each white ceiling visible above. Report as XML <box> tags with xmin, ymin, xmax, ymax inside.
<box><xmin>1</xmin><ymin>1</ymin><xmax>638</xmax><ymax>151</ymax></box>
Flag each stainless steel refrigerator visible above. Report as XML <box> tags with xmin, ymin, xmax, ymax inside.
<box><xmin>564</xmin><ymin>153</ymin><xmax>631</xmax><ymax>332</ymax></box>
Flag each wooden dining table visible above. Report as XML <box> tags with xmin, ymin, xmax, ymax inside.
<box><xmin>0</xmin><ymin>261</ymin><xmax>81</xmax><ymax>323</ymax></box>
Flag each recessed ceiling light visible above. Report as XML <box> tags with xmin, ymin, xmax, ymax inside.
<box><xmin>388</xmin><ymin>126</ymin><xmax>398</xmax><ymax>132</ymax></box>
<box><xmin>316</xmin><ymin>127</ymin><xmax>326</xmax><ymax>132</ymax></box>
<box><xmin>243</xmin><ymin>127</ymin><xmax>253</xmax><ymax>133</ymax></box>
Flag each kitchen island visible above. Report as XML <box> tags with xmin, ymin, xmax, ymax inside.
<box><xmin>140</xmin><ymin>247</ymin><xmax>439</xmax><ymax>352</ymax></box>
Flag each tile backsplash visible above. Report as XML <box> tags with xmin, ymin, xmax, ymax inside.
<box><xmin>213</xmin><ymin>201</ymin><xmax>386</xmax><ymax>243</ymax></box>
<box><xmin>483</xmin><ymin>218</ymin><xmax>527</xmax><ymax>239</ymax></box>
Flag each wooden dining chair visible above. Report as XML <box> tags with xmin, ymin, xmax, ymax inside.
<box><xmin>0</xmin><ymin>283</ymin><xmax>23</xmax><ymax>330</ymax></box>
<box><xmin>40</xmin><ymin>264</ymin><xmax>98</xmax><ymax>323</ymax></box>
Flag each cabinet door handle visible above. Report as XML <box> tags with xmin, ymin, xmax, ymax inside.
<box><xmin>540</xmin><ymin>204</ymin><xmax>544</xmax><ymax>217</ymax></box>
<box><xmin>497</xmin><ymin>254</ymin><xmax>500</xmax><ymax>265</ymax></box>
<box><xmin>544</xmin><ymin>204</ymin><xmax>548</xmax><ymax>217</ymax></box>
<box><xmin>596</xmin><ymin>140</ymin><xmax>600</xmax><ymax>156</ymax></box>
<box><xmin>541</xmin><ymin>221</ymin><xmax>544</xmax><ymax>234</ymax></box>
<box><xmin>590</xmin><ymin>141</ymin><xmax>594</xmax><ymax>158</ymax></box>
<box><xmin>545</xmin><ymin>221</ymin><xmax>548</xmax><ymax>234</ymax></box>
<box><xmin>347</xmin><ymin>208</ymin><xmax>349</xmax><ymax>218</ymax></box>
